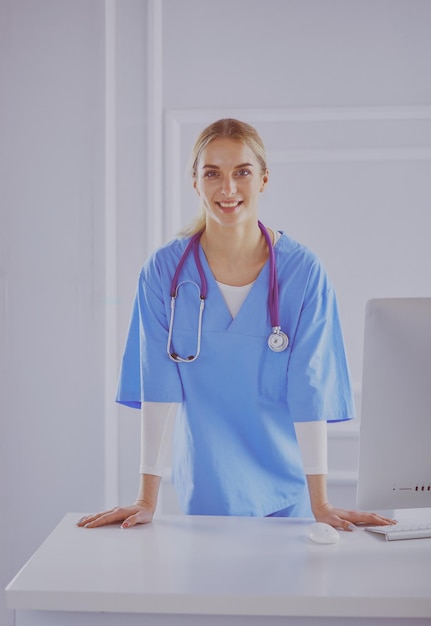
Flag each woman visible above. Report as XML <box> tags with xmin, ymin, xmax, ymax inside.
<box><xmin>79</xmin><ymin>119</ymin><xmax>393</xmax><ymax>530</ymax></box>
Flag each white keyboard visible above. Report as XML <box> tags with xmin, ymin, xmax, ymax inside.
<box><xmin>365</xmin><ymin>521</ymin><xmax>431</xmax><ymax>541</ymax></box>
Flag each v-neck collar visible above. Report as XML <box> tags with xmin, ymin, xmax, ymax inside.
<box><xmin>197</xmin><ymin>243</ymin><xmax>271</xmax><ymax>333</ymax></box>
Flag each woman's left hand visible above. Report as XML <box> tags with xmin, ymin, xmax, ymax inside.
<box><xmin>306</xmin><ymin>475</ymin><xmax>396</xmax><ymax>530</ymax></box>
<box><xmin>313</xmin><ymin>502</ymin><xmax>396</xmax><ymax>531</ymax></box>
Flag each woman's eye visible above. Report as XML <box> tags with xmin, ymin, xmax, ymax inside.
<box><xmin>236</xmin><ymin>169</ymin><xmax>251</xmax><ymax>177</ymax></box>
<box><xmin>204</xmin><ymin>170</ymin><xmax>218</xmax><ymax>178</ymax></box>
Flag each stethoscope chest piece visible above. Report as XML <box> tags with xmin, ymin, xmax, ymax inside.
<box><xmin>268</xmin><ymin>328</ymin><xmax>289</xmax><ymax>352</ymax></box>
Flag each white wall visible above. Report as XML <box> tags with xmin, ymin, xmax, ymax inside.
<box><xmin>0</xmin><ymin>2</ymin><xmax>106</xmax><ymax>624</ymax></box>
<box><xmin>1</xmin><ymin>1</ymin><xmax>431</xmax><ymax>624</ymax></box>
<box><xmin>154</xmin><ymin>0</ymin><xmax>431</xmax><ymax>510</ymax></box>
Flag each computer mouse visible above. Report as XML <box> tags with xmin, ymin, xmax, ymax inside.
<box><xmin>306</xmin><ymin>522</ymin><xmax>340</xmax><ymax>544</ymax></box>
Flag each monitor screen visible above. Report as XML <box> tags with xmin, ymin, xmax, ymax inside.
<box><xmin>357</xmin><ymin>298</ymin><xmax>431</xmax><ymax>512</ymax></box>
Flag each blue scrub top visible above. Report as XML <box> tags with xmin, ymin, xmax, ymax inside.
<box><xmin>116</xmin><ymin>232</ymin><xmax>355</xmax><ymax>517</ymax></box>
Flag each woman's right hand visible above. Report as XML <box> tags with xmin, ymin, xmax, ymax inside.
<box><xmin>77</xmin><ymin>474</ymin><xmax>161</xmax><ymax>529</ymax></box>
<box><xmin>77</xmin><ymin>502</ymin><xmax>155</xmax><ymax>529</ymax></box>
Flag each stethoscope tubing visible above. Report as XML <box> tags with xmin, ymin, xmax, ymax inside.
<box><xmin>167</xmin><ymin>221</ymin><xmax>288</xmax><ymax>362</ymax></box>
<box><xmin>258</xmin><ymin>220</ymin><xmax>280</xmax><ymax>329</ymax></box>
<box><xmin>170</xmin><ymin>221</ymin><xmax>277</xmax><ymax>319</ymax></box>
<box><xmin>170</xmin><ymin>235</ymin><xmax>207</xmax><ymax>298</ymax></box>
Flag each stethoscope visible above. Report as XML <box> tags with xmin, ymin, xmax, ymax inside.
<box><xmin>167</xmin><ymin>221</ymin><xmax>289</xmax><ymax>362</ymax></box>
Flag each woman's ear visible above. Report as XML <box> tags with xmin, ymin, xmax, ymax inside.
<box><xmin>260</xmin><ymin>170</ymin><xmax>269</xmax><ymax>192</ymax></box>
<box><xmin>193</xmin><ymin>179</ymin><xmax>200</xmax><ymax>196</ymax></box>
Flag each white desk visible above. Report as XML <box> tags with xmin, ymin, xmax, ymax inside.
<box><xmin>6</xmin><ymin>513</ymin><xmax>431</xmax><ymax>626</ymax></box>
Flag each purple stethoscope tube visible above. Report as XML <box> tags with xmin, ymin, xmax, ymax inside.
<box><xmin>167</xmin><ymin>221</ymin><xmax>289</xmax><ymax>362</ymax></box>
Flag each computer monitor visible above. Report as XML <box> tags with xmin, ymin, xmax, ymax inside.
<box><xmin>357</xmin><ymin>298</ymin><xmax>431</xmax><ymax>513</ymax></box>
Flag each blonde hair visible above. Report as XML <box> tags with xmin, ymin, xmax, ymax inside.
<box><xmin>181</xmin><ymin>119</ymin><xmax>268</xmax><ymax>237</ymax></box>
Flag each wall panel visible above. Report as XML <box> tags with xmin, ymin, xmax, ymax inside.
<box><xmin>164</xmin><ymin>106</ymin><xmax>431</xmax><ymax>385</ymax></box>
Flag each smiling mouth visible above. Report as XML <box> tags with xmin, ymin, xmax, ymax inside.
<box><xmin>217</xmin><ymin>201</ymin><xmax>242</xmax><ymax>210</ymax></box>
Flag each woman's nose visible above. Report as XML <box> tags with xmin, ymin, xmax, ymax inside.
<box><xmin>221</xmin><ymin>175</ymin><xmax>237</xmax><ymax>196</ymax></box>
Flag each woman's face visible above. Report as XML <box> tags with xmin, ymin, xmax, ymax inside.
<box><xmin>193</xmin><ymin>138</ymin><xmax>268</xmax><ymax>229</ymax></box>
